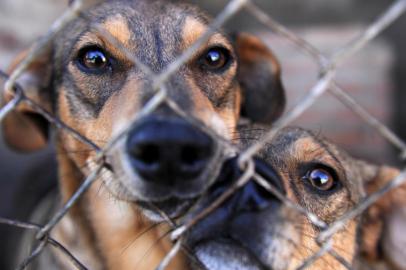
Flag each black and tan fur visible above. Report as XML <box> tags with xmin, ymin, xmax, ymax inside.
<box><xmin>3</xmin><ymin>1</ymin><xmax>405</xmax><ymax>270</ymax></box>
<box><xmin>183</xmin><ymin>127</ymin><xmax>406</xmax><ymax>270</ymax></box>
<box><xmin>1</xmin><ymin>0</ymin><xmax>285</xmax><ymax>269</ymax></box>
<box><xmin>2</xmin><ymin>1</ymin><xmax>405</xmax><ymax>267</ymax></box>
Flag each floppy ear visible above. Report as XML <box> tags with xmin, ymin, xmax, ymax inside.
<box><xmin>1</xmin><ymin>47</ymin><xmax>53</xmax><ymax>152</ymax></box>
<box><xmin>235</xmin><ymin>33</ymin><xmax>285</xmax><ymax>124</ymax></box>
<box><xmin>359</xmin><ymin>165</ymin><xmax>406</xmax><ymax>269</ymax></box>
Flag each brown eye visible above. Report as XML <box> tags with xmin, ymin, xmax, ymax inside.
<box><xmin>305</xmin><ymin>168</ymin><xmax>335</xmax><ymax>191</ymax></box>
<box><xmin>77</xmin><ymin>46</ymin><xmax>110</xmax><ymax>73</ymax></box>
<box><xmin>201</xmin><ymin>47</ymin><xmax>230</xmax><ymax>71</ymax></box>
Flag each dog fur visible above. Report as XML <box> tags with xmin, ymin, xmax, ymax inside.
<box><xmin>182</xmin><ymin>126</ymin><xmax>406</xmax><ymax>270</ymax></box>
<box><xmin>5</xmin><ymin>1</ymin><xmax>403</xmax><ymax>270</ymax></box>
<box><xmin>1</xmin><ymin>0</ymin><xmax>285</xmax><ymax>269</ymax></box>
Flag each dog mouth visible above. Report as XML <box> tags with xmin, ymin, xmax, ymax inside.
<box><xmin>194</xmin><ymin>237</ymin><xmax>268</xmax><ymax>270</ymax></box>
<box><xmin>187</xmin><ymin>215</ymin><xmax>272</xmax><ymax>270</ymax></box>
<box><xmin>181</xmin><ymin>157</ymin><xmax>285</xmax><ymax>270</ymax></box>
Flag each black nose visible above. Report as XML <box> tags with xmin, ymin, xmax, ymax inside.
<box><xmin>210</xmin><ymin>158</ymin><xmax>285</xmax><ymax>213</ymax></box>
<box><xmin>127</xmin><ymin>118</ymin><xmax>215</xmax><ymax>184</ymax></box>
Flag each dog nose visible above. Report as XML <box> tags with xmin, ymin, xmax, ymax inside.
<box><xmin>210</xmin><ymin>158</ymin><xmax>285</xmax><ymax>213</ymax></box>
<box><xmin>238</xmin><ymin>158</ymin><xmax>285</xmax><ymax>212</ymax></box>
<box><xmin>127</xmin><ymin>118</ymin><xmax>214</xmax><ymax>184</ymax></box>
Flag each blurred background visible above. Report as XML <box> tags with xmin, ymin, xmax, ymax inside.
<box><xmin>0</xmin><ymin>0</ymin><xmax>405</xmax><ymax>268</ymax></box>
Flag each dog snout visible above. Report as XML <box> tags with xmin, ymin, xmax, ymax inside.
<box><xmin>237</xmin><ymin>158</ymin><xmax>285</xmax><ymax>212</ymax></box>
<box><xmin>210</xmin><ymin>158</ymin><xmax>285</xmax><ymax>213</ymax></box>
<box><xmin>126</xmin><ymin>118</ymin><xmax>215</xmax><ymax>185</ymax></box>
<box><xmin>186</xmin><ymin>158</ymin><xmax>285</xmax><ymax>250</ymax></box>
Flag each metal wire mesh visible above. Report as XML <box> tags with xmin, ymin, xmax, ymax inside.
<box><xmin>0</xmin><ymin>0</ymin><xmax>406</xmax><ymax>269</ymax></box>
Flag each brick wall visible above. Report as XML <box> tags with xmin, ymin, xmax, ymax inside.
<box><xmin>0</xmin><ymin>0</ymin><xmax>64</xmax><ymax>69</ymax></box>
<box><xmin>260</xmin><ymin>27</ymin><xmax>396</xmax><ymax>164</ymax></box>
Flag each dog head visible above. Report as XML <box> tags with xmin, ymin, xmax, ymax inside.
<box><xmin>184</xmin><ymin>126</ymin><xmax>406</xmax><ymax>270</ymax></box>
<box><xmin>1</xmin><ymin>0</ymin><xmax>285</xmax><ymax>216</ymax></box>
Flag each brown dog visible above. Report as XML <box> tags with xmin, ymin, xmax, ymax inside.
<box><xmin>181</xmin><ymin>126</ymin><xmax>406</xmax><ymax>270</ymax></box>
<box><xmin>1</xmin><ymin>0</ymin><xmax>285</xmax><ymax>269</ymax></box>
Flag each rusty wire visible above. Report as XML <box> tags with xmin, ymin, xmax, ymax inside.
<box><xmin>0</xmin><ymin>0</ymin><xmax>406</xmax><ymax>269</ymax></box>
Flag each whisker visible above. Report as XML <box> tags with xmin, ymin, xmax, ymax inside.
<box><xmin>134</xmin><ymin>228</ymin><xmax>174</xmax><ymax>269</ymax></box>
<box><xmin>120</xmin><ymin>222</ymin><xmax>164</xmax><ymax>256</ymax></box>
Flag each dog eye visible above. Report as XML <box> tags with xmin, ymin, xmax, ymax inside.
<box><xmin>304</xmin><ymin>168</ymin><xmax>336</xmax><ymax>192</ymax></box>
<box><xmin>200</xmin><ymin>47</ymin><xmax>230</xmax><ymax>71</ymax></box>
<box><xmin>77</xmin><ymin>46</ymin><xmax>110</xmax><ymax>72</ymax></box>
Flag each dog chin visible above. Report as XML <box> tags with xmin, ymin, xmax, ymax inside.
<box><xmin>194</xmin><ymin>239</ymin><xmax>267</xmax><ymax>270</ymax></box>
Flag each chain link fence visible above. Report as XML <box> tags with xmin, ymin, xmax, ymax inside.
<box><xmin>0</xmin><ymin>0</ymin><xmax>406</xmax><ymax>269</ymax></box>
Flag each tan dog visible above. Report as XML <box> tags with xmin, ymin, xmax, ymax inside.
<box><xmin>1</xmin><ymin>0</ymin><xmax>285</xmax><ymax>269</ymax></box>
<box><xmin>181</xmin><ymin>126</ymin><xmax>406</xmax><ymax>270</ymax></box>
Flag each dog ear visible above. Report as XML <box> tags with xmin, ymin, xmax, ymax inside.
<box><xmin>235</xmin><ymin>33</ymin><xmax>285</xmax><ymax>124</ymax></box>
<box><xmin>1</xmin><ymin>47</ymin><xmax>53</xmax><ymax>152</ymax></box>
<box><xmin>359</xmin><ymin>164</ymin><xmax>406</xmax><ymax>269</ymax></box>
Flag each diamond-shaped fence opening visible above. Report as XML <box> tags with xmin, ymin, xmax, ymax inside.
<box><xmin>0</xmin><ymin>0</ymin><xmax>405</xmax><ymax>269</ymax></box>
